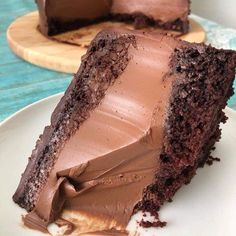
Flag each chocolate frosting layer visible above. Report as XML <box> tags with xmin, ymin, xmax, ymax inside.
<box><xmin>24</xmin><ymin>30</ymin><xmax>180</xmax><ymax>234</ymax></box>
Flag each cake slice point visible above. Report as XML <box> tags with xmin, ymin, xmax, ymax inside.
<box><xmin>13</xmin><ymin>29</ymin><xmax>236</xmax><ymax>235</ymax></box>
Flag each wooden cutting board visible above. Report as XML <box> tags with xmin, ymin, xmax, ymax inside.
<box><xmin>7</xmin><ymin>11</ymin><xmax>206</xmax><ymax>74</ymax></box>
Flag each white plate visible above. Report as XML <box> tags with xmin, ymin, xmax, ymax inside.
<box><xmin>1</xmin><ymin>93</ymin><xmax>236</xmax><ymax>236</ymax></box>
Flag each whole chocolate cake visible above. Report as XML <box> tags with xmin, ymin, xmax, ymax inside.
<box><xmin>13</xmin><ymin>29</ymin><xmax>236</xmax><ymax>235</ymax></box>
<box><xmin>36</xmin><ymin>0</ymin><xmax>190</xmax><ymax>36</ymax></box>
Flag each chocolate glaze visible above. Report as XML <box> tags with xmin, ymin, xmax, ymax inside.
<box><xmin>23</xmin><ymin>31</ymin><xmax>180</xmax><ymax>234</ymax></box>
<box><xmin>35</xmin><ymin>0</ymin><xmax>190</xmax><ymax>35</ymax></box>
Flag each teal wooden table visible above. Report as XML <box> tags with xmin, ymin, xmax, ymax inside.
<box><xmin>1</xmin><ymin>0</ymin><xmax>236</xmax><ymax>122</ymax></box>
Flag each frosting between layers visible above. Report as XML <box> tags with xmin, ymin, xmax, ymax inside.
<box><xmin>24</xmin><ymin>31</ymin><xmax>180</xmax><ymax>234</ymax></box>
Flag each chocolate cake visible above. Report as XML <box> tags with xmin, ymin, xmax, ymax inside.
<box><xmin>36</xmin><ymin>0</ymin><xmax>190</xmax><ymax>36</ymax></box>
<box><xmin>13</xmin><ymin>29</ymin><xmax>236</xmax><ymax>235</ymax></box>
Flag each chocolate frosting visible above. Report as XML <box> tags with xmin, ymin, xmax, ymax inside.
<box><xmin>23</xmin><ymin>31</ymin><xmax>180</xmax><ymax>234</ymax></box>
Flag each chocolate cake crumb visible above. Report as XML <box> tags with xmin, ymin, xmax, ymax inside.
<box><xmin>139</xmin><ymin>211</ymin><xmax>167</xmax><ymax>228</ymax></box>
<box><xmin>139</xmin><ymin>219</ymin><xmax>167</xmax><ymax>228</ymax></box>
<box><xmin>206</xmin><ymin>156</ymin><xmax>221</xmax><ymax>166</ymax></box>
<box><xmin>139</xmin><ymin>210</ymin><xmax>166</xmax><ymax>228</ymax></box>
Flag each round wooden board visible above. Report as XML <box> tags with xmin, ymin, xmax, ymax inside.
<box><xmin>7</xmin><ymin>11</ymin><xmax>206</xmax><ymax>74</ymax></box>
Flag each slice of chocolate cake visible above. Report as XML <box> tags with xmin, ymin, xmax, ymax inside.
<box><xmin>13</xmin><ymin>29</ymin><xmax>236</xmax><ymax>235</ymax></box>
<box><xmin>36</xmin><ymin>0</ymin><xmax>190</xmax><ymax>36</ymax></box>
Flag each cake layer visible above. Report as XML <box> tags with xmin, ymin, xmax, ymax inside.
<box><xmin>13</xmin><ymin>29</ymin><xmax>236</xmax><ymax>235</ymax></box>
<box><xmin>36</xmin><ymin>0</ymin><xmax>190</xmax><ymax>36</ymax></box>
